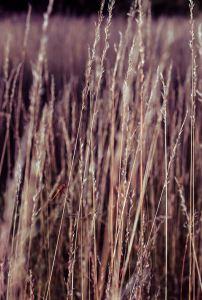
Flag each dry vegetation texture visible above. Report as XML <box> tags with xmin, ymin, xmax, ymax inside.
<box><xmin>0</xmin><ymin>1</ymin><xmax>202</xmax><ymax>299</ymax></box>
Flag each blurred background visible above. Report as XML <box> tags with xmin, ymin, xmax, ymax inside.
<box><xmin>0</xmin><ymin>0</ymin><xmax>201</xmax><ymax>16</ymax></box>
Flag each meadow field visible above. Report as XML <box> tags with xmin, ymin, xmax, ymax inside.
<box><xmin>0</xmin><ymin>0</ymin><xmax>202</xmax><ymax>299</ymax></box>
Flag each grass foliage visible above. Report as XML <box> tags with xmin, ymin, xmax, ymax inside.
<box><xmin>0</xmin><ymin>0</ymin><xmax>202</xmax><ymax>299</ymax></box>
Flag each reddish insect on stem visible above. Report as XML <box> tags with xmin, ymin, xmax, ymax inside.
<box><xmin>51</xmin><ymin>183</ymin><xmax>67</xmax><ymax>202</ymax></box>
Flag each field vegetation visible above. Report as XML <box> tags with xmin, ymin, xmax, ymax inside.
<box><xmin>0</xmin><ymin>0</ymin><xmax>202</xmax><ymax>299</ymax></box>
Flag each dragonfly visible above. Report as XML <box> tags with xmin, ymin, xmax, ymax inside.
<box><xmin>34</xmin><ymin>183</ymin><xmax>101</xmax><ymax>221</ymax></box>
<box><xmin>51</xmin><ymin>183</ymin><xmax>67</xmax><ymax>201</ymax></box>
<box><xmin>34</xmin><ymin>183</ymin><xmax>67</xmax><ymax>216</ymax></box>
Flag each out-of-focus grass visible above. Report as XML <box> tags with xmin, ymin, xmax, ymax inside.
<box><xmin>0</xmin><ymin>16</ymin><xmax>126</xmax><ymax>78</ymax></box>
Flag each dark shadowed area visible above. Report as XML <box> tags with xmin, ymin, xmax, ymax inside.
<box><xmin>0</xmin><ymin>0</ymin><xmax>202</xmax><ymax>16</ymax></box>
